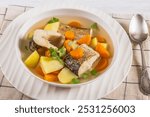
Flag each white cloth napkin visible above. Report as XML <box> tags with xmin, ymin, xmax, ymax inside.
<box><xmin>0</xmin><ymin>0</ymin><xmax>150</xmax><ymax>14</ymax></box>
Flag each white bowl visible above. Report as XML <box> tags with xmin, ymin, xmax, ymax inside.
<box><xmin>16</xmin><ymin>8</ymin><xmax>118</xmax><ymax>88</ymax></box>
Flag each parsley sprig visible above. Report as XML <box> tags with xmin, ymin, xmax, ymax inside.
<box><xmin>48</xmin><ymin>17</ymin><xmax>59</xmax><ymax>24</ymax></box>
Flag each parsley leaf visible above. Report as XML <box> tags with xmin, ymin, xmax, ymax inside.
<box><xmin>58</xmin><ymin>46</ymin><xmax>66</xmax><ymax>58</ymax></box>
<box><xmin>49</xmin><ymin>48</ymin><xmax>64</xmax><ymax>65</ymax></box>
<box><xmin>71</xmin><ymin>78</ymin><xmax>80</xmax><ymax>84</ymax></box>
<box><xmin>48</xmin><ymin>17</ymin><xmax>59</xmax><ymax>24</ymax></box>
<box><xmin>91</xmin><ymin>23</ymin><xmax>99</xmax><ymax>30</ymax></box>
<box><xmin>90</xmin><ymin>69</ymin><xmax>98</xmax><ymax>76</ymax></box>
<box><xmin>81</xmin><ymin>72</ymin><xmax>89</xmax><ymax>79</ymax></box>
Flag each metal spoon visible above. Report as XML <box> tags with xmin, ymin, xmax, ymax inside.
<box><xmin>129</xmin><ymin>14</ymin><xmax>150</xmax><ymax>95</ymax></box>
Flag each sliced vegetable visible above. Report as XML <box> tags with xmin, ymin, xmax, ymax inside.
<box><xmin>52</xmin><ymin>70</ymin><xmax>60</xmax><ymax>75</ymax></box>
<box><xmin>44</xmin><ymin>22</ymin><xmax>60</xmax><ymax>31</ymax></box>
<box><xmin>95</xmin><ymin>43</ymin><xmax>110</xmax><ymax>58</ymax></box>
<box><xmin>58</xmin><ymin>46</ymin><xmax>66</xmax><ymax>58</ymax></box>
<box><xmin>65</xmin><ymin>31</ymin><xmax>75</xmax><ymax>40</ymax></box>
<box><xmin>90</xmin><ymin>37</ymin><xmax>98</xmax><ymax>49</ymax></box>
<box><xmin>24</xmin><ymin>50</ymin><xmax>40</xmax><ymax>68</ymax></box>
<box><xmin>96</xmin><ymin>35</ymin><xmax>106</xmax><ymax>43</ymax></box>
<box><xmin>77</xmin><ymin>34</ymin><xmax>91</xmax><ymax>45</ymax></box>
<box><xmin>64</xmin><ymin>40</ymin><xmax>72</xmax><ymax>52</ymax></box>
<box><xmin>44</xmin><ymin>74</ymin><xmax>58</xmax><ymax>82</ymax></box>
<box><xmin>49</xmin><ymin>48</ymin><xmax>64</xmax><ymax>65</ymax></box>
<box><xmin>70</xmin><ymin>47</ymin><xmax>84</xmax><ymax>59</ymax></box>
<box><xmin>71</xmin><ymin>78</ymin><xmax>80</xmax><ymax>84</ymax></box>
<box><xmin>100</xmin><ymin>43</ymin><xmax>108</xmax><ymax>49</ymax></box>
<box><xmin>68</xmin><ymin>21</ymin><xmax>81</xmax><ymax>28</ymax></box>
<box><xmin>40</xmin><ymin>56</ymin><xmax>64</xmax><ymax>74</ymax></box>
<box><xmin>48</xmin><ymin>17</ymin><xmax>59</xmax><ymax>24</ymax></box>
<box><xmin>58</xmin><ymin>67</ymin><xmax>78</xmax><ymax>84</ymax></box>
<box><xmin>45</xmin><ymin>50</ymin><xmax>51</xmax><ymax>57</ymax></box>
<box><xmin>35</xmin><ymin>65</ymin><xmax>44</xmax><ymax>76</ymax></box>
<box><xmin>95</xmin><ymin>58</ymin><xmax>109</xmax><ymax>71</ymax></box>
<box><xmin>91</xmin><ymin>23</ymin><xmax>99</xmax><ymax>30</ymax></box>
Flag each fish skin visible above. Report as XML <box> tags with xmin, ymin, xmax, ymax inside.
<box><xmin>58</xmin><ymin>23</ymin><xmax>90</xmax><ymax>40</ymax></box>
<box><xmin>64</xmin><ymin>44</ymin><xmax>100</xmax><ymax>76</ymax></box>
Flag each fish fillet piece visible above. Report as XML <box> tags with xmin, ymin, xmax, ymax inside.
<box><xmin>64</xmin><ymin>44</ymin><xmax>100</xmax><ymax>76</ymax></box>
<box><xmin>58</xmin><ymin>23</ymin><xmax>91</xmax><ymax>40</ymax></box>
<box><xmin>33</xmin><ymin>29</ymin><xmax>61</xmax><ymax>49</ymax></box>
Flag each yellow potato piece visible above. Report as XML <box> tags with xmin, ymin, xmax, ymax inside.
<box><xmin>40</xmin><ymin>56</ymin><xmax>63</xmax><ymax>74</ymax></box>
<box><xmin>90</xmin><ymin>37</ymin><xmax>98</xmax><ymax>49</ymax></box>
<box><xmin>100</xmin><ymin>43</ymin><xmax>108</xmax><ymax>49</ymax></box>
<box><xmin>24</xmin><ymin>51</ymin><xmax>40</xmax><ymax>68</ymax></box>
<box><xmin>44</xmin><ymin>22</ymin><xmax>60</xmax><ymax>31</ymax></box>
<box><xmin>58</xmin><ymin>68</ymin><xmax>78</xmax><ymax>84</ymax></box>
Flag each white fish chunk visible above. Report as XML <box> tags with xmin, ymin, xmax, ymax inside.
<box><xmin>33</xmin><ymin>29</ymin><xmax>62</xmax><ymax>49</ymax></box>
<box><xmin>64</xmin><ymin>44</ymin><xmax>100</xmax><ymax>76</ymax></box>
<box><xmin>78</xmin><ymin>44</ymin><xmax>100</xmax><ymax>76</ymax></box>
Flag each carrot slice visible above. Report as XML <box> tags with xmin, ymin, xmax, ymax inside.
<box><xmin>35</xmin><ymin>65</ymin><xmax>44</xmax><ymax>76</ymax></box>
<box><xmin>70</xmin><ymin>47</ymin><xmax>84</xmax><ymax>59</ymax></box>
<box><xmin>64</xmin><ymin>40</ymin><xmax>72</xmax><ymax>52</ymax></box>
<box><xmin>96</xmin><ymin>35</ymin><xmax>106</xmax><ymax>43</ymax></box>
<box><xmin>77</xmin><ymin>34</ymin><xmax>91</xmax><ymax>45</ymax></box>
<box><xmin>68</xmin><ymin>21</ymin><xmax>81</xmax><ymax>28</ymax></box>
<box><xmin>95</xmin><ymin>58</ymin><xmax>109</xmax><ymax>71</ymax></box>
<box><xmin>52</xmin><ymin>70</ymin><xmax>60</xmax><ymax>75</ymax></box>
<box><xmin>45</xmin><ymin>50</ymin><xmax>51</xmax><ymax>57</ymax></box>
<box><xmin>95</xmin><ymin>43</ymin><xmax>110</xmax><ymax>58</ymax></box>
<box><xmin>65</xmin><ymin>31</ymin><xmax>75</xmax><ymax>40</ymax></box>
<box><xmin>44</xmin><ymin>74</ymin><xmax>58</xmax><ymax>82</ymax></box>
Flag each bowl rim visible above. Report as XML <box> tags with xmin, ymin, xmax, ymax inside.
<box><xmin>15</xmin><ymin>8</ymin><xmax>119</xmax><ymax>88</ymax></box>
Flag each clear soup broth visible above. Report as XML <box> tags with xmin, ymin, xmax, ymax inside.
<box><xmin>20</xmin><ymin>16</ymin><xmax>113</xmax><ymax>84</ymax></box>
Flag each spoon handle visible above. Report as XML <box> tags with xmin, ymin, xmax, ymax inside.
<box><xmin>140</xmin><ymin>44</ymin><xmax>147</xmax><ymax>70</ymax></box>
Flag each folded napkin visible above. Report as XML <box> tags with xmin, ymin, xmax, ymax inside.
<box><xmin>0</xmin><ymin>5</ymin><xmax>150</xmax><ymax>100</ymax></box>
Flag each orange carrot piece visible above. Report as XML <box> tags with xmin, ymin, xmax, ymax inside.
<box><xmin>64</xmin><ymin>40</ymin><xmax>72</xmax><ymax>52</ymax></box>
<box><xmin>96</xmin><ymin>35</ymin><xmax>106</xmax><ymax>43</ymax></box>
<box><xmin>45</xmin><ymin>50</ymin><xmax>51</xmax><ymax>57</ymax></box>
<box><xmin>65</xmin><ymin>31</ymin><xmax>75</xmax><ymax>40</ymax></box>
<box><xmin>52</xmin><ymin>70</ymin><xmax>60</xmax><ymax>75</ymax></box>
<box><xmin>95</xmin><ymin>58</ymin><xmax>109</xmax><ymax>71</ymax></box>
<box><xmin>68</xmin><ymin>21</ymin><xmax>81</xmax><ymax>28</ymax></box>
<box><xmin>35</xmin><ymin>66</ymin><xmax>44</xmax><ymax>76</ymax></box>
<box><xmin>44</xmin><ymin>74</ymin><xmax>58</xmax><ymax>82</ymax></box>
<box><xmin>70</xmin><ymin>47</ymin><xmax>84</xmax><ymax>59</ymax></box>
<box><xmin>77</xmin><ymin>34</ymin><xmax>91</xmax><ymax>45</ymax></box>
<box><xmin>95</xmin><ymin>43</ymin><xmax>110</xmax><ymax>58</ymax></box>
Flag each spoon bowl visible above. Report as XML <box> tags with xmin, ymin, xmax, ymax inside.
<box><xmin>129</xmin><ymin>14</ymin><xmax>149</xmax><ymax>43</ymax></box>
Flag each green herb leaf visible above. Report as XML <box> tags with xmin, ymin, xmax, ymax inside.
<box><xmin>71</xmin><ymin>78</ymin><xmax>80</xmax><ymax>84</ymax></box>
<box><xmin>58</xmin><ymin>46</ymin><xmax>66</xmax><ymax>58</ymax></box>
<box><xmin>81</xmin><ymin>72</ymin><xmax>89</xmax><ymax>79</ymax></box>
<box><xmin>48</xmin><ymin>17</ymin><xmax>59</xmax><ymax>24</ymax></box>
<box><xmin>49</xmin><ymin>48</ymin><xmax>64</xmax><ymax>65</ymax></box>
<box><xmin>25</xmin><ymin>46</ymin><xmax>28</xmax><ymax>51</ymax></box>
<box><xmin>91</xmin><ymin>23</ymin><xmax>99</xmax><ymax>30</ymax></box>
<box><xmin>90</xmin><ymin>69</ymin><xmax>98</xmax><ymax>76</ymax></box>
